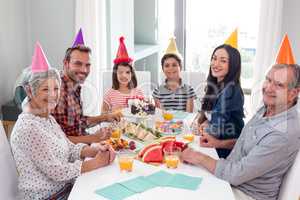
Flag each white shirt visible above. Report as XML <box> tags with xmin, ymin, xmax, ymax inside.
<box><xmin>10</xmin><ymin>113</ymin><xmax>86</xmax><ymax>200</ymax></box>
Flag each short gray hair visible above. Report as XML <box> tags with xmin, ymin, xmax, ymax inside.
<box><xmin>25</xmin><ymin>68</ymin><xmax>61</xmax><ymax>96</ymax></box>
<box><xmin>272</xmin><ymin>63</ymin><xmax>300</xmax><ymax>89</ymax></box>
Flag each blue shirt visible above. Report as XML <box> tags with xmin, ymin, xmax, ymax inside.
<box><xmin>205</xmin><ymin>82</ymin><xmax>244</xmax><ymax>158</ymax></box>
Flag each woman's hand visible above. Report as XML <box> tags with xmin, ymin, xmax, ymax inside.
<box><xmin>81</xmin><ymin>141</ymin><xmax>116</xmax><ymax>173</ymax></box>
<box><xmin>94</xmin><ymin>127</ymin><xmax>112</xmax><ymax>141</ymax></box>
<box><xmin>199</xmin><ymin>132</ymin><xmax>220</xmax><ymax>148</ymax></box>
<box><xmin>81</xmin><ymin>141</ymin><xmax>111</xmax><ymax>159</ymax></box>
<box><xmin>198</xmin><ymin>120</ymin><xmax>208</xmax><ymax>135</ymax></box>
<box><xmin>94</xmin><ymin>150</ymin><xmax>110</xmax><ymax>167</ymax></box>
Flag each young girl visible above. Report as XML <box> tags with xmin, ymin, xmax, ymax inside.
<box><xmin>198</xmin><ymin>44</ymin><xmax>244</xmax><ymax>158</ymax></box>
<box><xmin>102</xmin><ymin>37</ymin><xmax>144</xmax><ymax>113</ymax></box>
<box><xmin>152</xmin><ymin>38</ymin><xmax>196</xmax><ymax>112</ymax></box>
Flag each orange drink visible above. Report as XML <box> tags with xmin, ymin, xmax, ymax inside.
<box><xmin>119</xmin><ymin>157</ymin><xmax>133</xmax><ymax>171</ymax></box>
<box><xmin>164</xmin><ymin>147</ymin><xmax>180</xmax><ymax>169</ymax></box>
<box><xmin>183</xmin><ymin>133</ymin><xmax>195</xmax><ymax>142</ymax></box>
<box><xmin>165</xmin><ymin>155</ymin><xmax>179</xmax><ymax>168</ymax></box>
<box><xmin>111</xmin><ymin>128</ymin><xmax>121</xmax><ymax>139</ymax></box>
<box><xmin>163</xmin><ymin>112</ymin><xmax>174</xmax><ymax>121</ymax></box>
<box><xmin>118</xmin><ymin>151</ymin><xmax>135</xmax><ymax>172</ymax></box>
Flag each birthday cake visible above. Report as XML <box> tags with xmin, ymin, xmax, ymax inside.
<box><xmin>127</xmin><ymin>98</ymin><xmax>156</xmax><ymax>116</ymax></box>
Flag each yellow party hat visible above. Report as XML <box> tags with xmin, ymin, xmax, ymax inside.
<box><xmin>224</xmin><ymin>28</ymin><xmax>238</xmax><ymax>49</ymax></box>
<box><xmin>165</xmin><ymin>37</ymin><xmax>182</xmax><ymax>59</ymax></box>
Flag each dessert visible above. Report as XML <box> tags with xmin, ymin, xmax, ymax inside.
<box><xmin>155</xmin><ymin>120</ymin><xmax>183</xmax><ymax>135</ymax></box>
<box><xmin>127</xmin><ymin>98</ymin><xmax>156</xmax><ymax>116</ymax></box>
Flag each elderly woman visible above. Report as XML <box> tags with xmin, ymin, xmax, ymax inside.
<box><xmin>10</xmin><ymin>67</ymin><xmax>115</xmax><ymax>200</ymax></box>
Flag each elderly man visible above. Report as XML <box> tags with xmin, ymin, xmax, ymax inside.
<box><xmin>52</xmin><ymin>45</ymin><xmax>122</xmax><ymax>144</ymax></box>
<box><xmin>181</xmin><ymin>64</ymin><xmax>300</xmax><ymax>200</ymax></box>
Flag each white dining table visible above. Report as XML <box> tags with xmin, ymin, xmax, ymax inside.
<box><xmin>68</xmin><ymin>111</ymin><xmax>235</xmax><ymax>200</ymax></box>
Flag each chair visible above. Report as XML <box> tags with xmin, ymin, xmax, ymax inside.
<box><xmin>278</xmin><ymin>151</ymin><xmax>300</xmax><ymax>200</ymax></box>
<box><xmin>0</xmin><ymin>121</ymin><xmax>18</xmax><ymax>200</ymax></box>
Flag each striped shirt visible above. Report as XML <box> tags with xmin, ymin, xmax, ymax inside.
<box><xmin>152</xmin><ymin>81</ymin><xmax>196</xmax><ymax>111</ymax></box>
<box><xmin>103</xmin><ymin>88</ymin><xmax>144</xmax><ymax>111</ymax></box>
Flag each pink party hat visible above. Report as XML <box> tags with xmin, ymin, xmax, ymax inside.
<box><xmin>72</xmin><ymin>28</ymin><xmax>85</xmax><ymax>47</ymax></box>
<box><xmin>31</xmin><ymin>42</ymin><xmax>50</xmax><ymax>73</ymax></box>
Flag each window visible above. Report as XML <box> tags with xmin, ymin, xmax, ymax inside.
<box><xmin>185</xmin><ymin>0</ymin><xmax>260</xmax><ymax>89</ymax></box>
<box><xmin>158</xmin><ymin>0</ymin><xmax>175</xmax><ymax>48</ymax></box>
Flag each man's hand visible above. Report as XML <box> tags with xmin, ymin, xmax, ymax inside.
<box><xmin>94</xmin><ymin>127</ymin><xmax>112</xmax><ymax>141</ymax></box>
<box><xmin>180</xmin><ymin>147</ymin><xmax>217</xmax><ymax>173</ymax></box>
<box><xmin>104</xmin><ymin>111</ymin><xmax>123</xmax><ymax>122</ymax></box>
<box><xmin>199</xmin><ymin>132</ymin><xmax>221</xmax><ymax>148</ymax></box>
<box><xmin>180</xmin><ymin>147</ymin><xmax>203</xmax><ymax>166</ymax></box>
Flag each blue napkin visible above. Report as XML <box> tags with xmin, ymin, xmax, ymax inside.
<box><xmin>166</xmin><ymin>173</ymin><xmax>202</xmax><ymax>190</ymax></box>
<box><xmin>95</xmin><ymin>183</ymin><xmax>136</xmax><ymax>200</ymax></box>
<box><xmin>119</xmin><ymin>176</ymin><xmax>157</xmax><ymax>193</ymax></box>
<box><xmin>144</xmin><ymin>170</ymin><xmax>174</xmax><ymax>186</ymax></box>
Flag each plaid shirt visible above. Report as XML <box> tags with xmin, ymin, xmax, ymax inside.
<box><xmin>52</xmin><ymin>75</ymin><xmax>88</xmax><ymax>136</ymax></box>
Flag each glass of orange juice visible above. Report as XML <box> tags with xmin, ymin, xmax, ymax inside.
<box><xmin>164</xmin><ymin>147</ymin><xmax>180</xmax><ymax>169</ymax></box>
<box><xmin>183</xmin><ymin>133</ymin><xmax>195</xmax><ymax>142</ymax></box>
<box><xmin>162</xmin><ymin>111</ymin><xmax>174</xmax><ymax>121</ymax></box>
<box><xmin>111</xmin><ymin>128</ymin><xmax>121</xmax><ymax>139</ymax></box>
<box><xmin>117</xmin><ymin>151</ymin><xmax>135</xmax><ymax>172</ymax></box>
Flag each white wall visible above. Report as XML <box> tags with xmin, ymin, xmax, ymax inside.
<box><xmin>27</xmin><ymin>0</ymin><xmax>75</xmax><ymax>68</ymax></box>
<box><xmin>106</xmin><ymin>0</ymin><xmax>134</xmax><ymax>68</ymax></box>
<box><xmin>281</xmin><ymin>0</ymin><xmax>300</xmax><ymax>63</ymax></box>
<box><xmin>0</xmin><ymin>0</ymin><xmax>29</xmax><ymax>112</ymax></box>
<box><xmin>0</xmin><ymin>0</ymin><xmax>75</xmax><ymax>113</ymax></box>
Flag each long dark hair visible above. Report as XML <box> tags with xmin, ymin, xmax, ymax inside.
<box><xmin>112</xmin><ymin>62</ymin><xmax>137</xmax><ymax>90</ymax></box>
<box><xmin>201</xmin><ymin>44</ymin><xmax>243</xmax><ymax>112</ymax></box>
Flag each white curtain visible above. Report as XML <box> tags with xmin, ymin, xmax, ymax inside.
<box><xmin>250</xmin><ymin>0</ymin><xmax>284</xmax><ymax>113</ymax></box>
<box><xmin>75</xmin><ymin>0</ymin><xmax>107</xmax><ymax>116</ymax></box>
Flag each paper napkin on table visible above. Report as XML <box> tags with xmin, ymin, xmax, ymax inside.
<box><xmin>95</xmin><ymin>183</ymin><xmax>135</xmax><ymax>200</ymax></box>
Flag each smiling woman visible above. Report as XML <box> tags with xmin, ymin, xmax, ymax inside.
<box><xmin>10</xmin><ymin>43</ymin><xmax>116</xmax><ymax>200</ymax></box>
<box><xmin>23</xmin><ymin>69</ymin><xmax>61</xmax><ymax>117</ymax></box>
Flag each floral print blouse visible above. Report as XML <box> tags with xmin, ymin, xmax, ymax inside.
<box><xmin>10</xmin><ymin>113</ymin><xmax>86</xmax><ymax>200</ymax></box>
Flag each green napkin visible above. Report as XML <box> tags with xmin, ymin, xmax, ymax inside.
<box><xmin>145</xmin><ymin>170</ymin><xmax>174</xmax><ymax>186</ymax></box>
<box><xmin>166</xmin><ymin>173</ymin><xmax>202</xmax><ymax>190</ymax></box>
<box><xmin>95</xmin><ymin>183</ymin><xmax>136</xmax><ymax>200</ymax></box>
<box><xmin>119</xmin><ymin>176</ymin><xmax>156</xmax><ymax>193</ymax></box>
